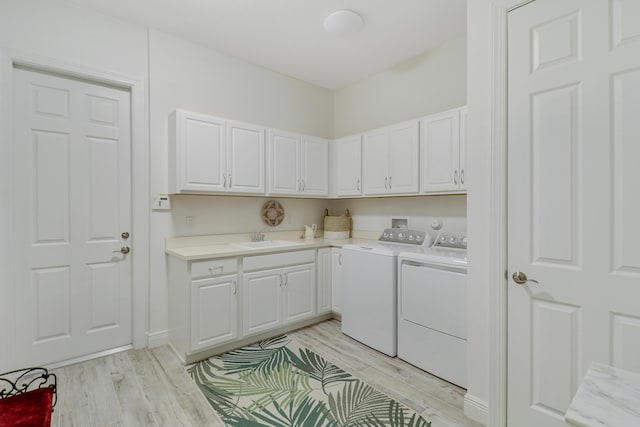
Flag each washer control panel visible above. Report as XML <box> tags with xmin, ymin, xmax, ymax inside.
<box><xmin>378</xmin><ymin>228</ymin><xmax>429</xmax><ymax>246</ymax></box>
<box><xmin>433</xmin><ymin>232</ymin><xmax>468</xmax><ymax>250</ymax></box>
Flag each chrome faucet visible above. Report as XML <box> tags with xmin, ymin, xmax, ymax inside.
<box><xmin>250</xmin><ymin>226</ymin><xmax>270</xmax><ymax>242</ymax></box>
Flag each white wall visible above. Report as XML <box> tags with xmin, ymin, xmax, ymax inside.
<box><xmin>464</xmin><ymin>0</ymin><xmax>494</xmax><ymax>423</ymax></box>
<box><xmin>0</xmin><ymin>0</ymin><xmax>149</xmax><ymax>371</ymax></box>
<box><xmin>148</xmin><ymin>29</ymin><xmax>334</xmax><ymax>337</ymax></box>
<box><xmin>333</xmin><ymin>36</ymin><xmax>467</xmax><ymax>138</ymax></box>
<box><xmin>334</xmin><ymin>196</ymin><xmax>466</xmax><ymax>236</ymax></box>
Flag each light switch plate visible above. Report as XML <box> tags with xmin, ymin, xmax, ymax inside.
<box><xmin>152</xmin><ymin>193</ymin><xmax>171</xmax><ymax>210</ymax></box>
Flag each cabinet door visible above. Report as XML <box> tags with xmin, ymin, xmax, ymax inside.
<box><xmin>176</xmin><ymin>111</ymin><xmax>226</xmax><ymax>192</ymax></box>
<box><xmin>268</xmin><ymin>130</ymin><xmax>300</xmax><ymax>195</ymax></box>
<box><xmin>191</xmin><ymin>275</ymin><xmax>238</xmax><ymax>351</ymax></box>
<box><xmin>388</xmin><ymin>121</ymin><xmax>419</xmax><ymax>194</ymax></box>
<box><xmin>330</xmin><ymin>248</ymin><xmax>343</xmax><ymax>314</ymax></box>
<box><xmin>420</xmin><ymin>110</ymin><xmax>461</xmax><ymax>193</ymax></box>
<box><xmin>316</xmin><ymin>249</ymin><xmax>331</xmax><ymax>314</ymax></box>
<box><xmin>301</xmin><ymin>136</ymin><xmax>329</xmax><ymax>196</ymax></box>
<box><xmin>362</xmin><ymin>128</ymin><xmax>390</xmax><ymax>195</ymax></box>
<box><xmin>227</xmin><ymin>120</ymin><xmax>265</xmax><ymax>194</ymax></box>
<box><xmin>243</xmin><ymin>269</ymin><xmax>282</xmax><ymax>336</ymax></box>
<box><xmin>458</xmin><ymin>107</ymin><xmax>467</xmax><ymax>191</ymax></box>
<box><xmin>282</xmin><ymin>264</ymin><xmax>315</xmax><ymax>323</ymax></box>
<box><xmin>333</xmin><ymin>136</ymin><xmax>362</xmax><ymax>197</ymax></box>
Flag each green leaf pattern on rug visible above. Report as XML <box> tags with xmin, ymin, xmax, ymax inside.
<box><xmin>188</xmin><ymin>335</ymin><xmax>432</xmax><ymax>427</ymax></box>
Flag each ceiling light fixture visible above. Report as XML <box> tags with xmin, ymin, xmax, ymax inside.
<box><xmin>323</xmin><ymin>10</ymin><xmax>364</xmax><ymax>35</ymax></box>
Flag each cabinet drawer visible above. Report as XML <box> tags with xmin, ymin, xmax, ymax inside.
<box><xmin>243</xmin><ymin>250</ymin><xmax>316</xmax><ymax>272</ymax></box>
<box><xmin>191</xmin><ymin>258</ymin><xmax>237</xmax><ymax>279</ymax></box>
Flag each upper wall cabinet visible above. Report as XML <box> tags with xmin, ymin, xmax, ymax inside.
<box><xmin>362</xmin><ymin>121</ymin><xmax>419</xmax><ymax>196</ymax></box>
<box><xmin>419</xmin><ymin>107</ymin><xmax>467</xmax><ymax>193</ymax></box>
<box><xmin>333</xmin><ymin>135</ymin><xmax>362</xmax><ymax>197</ymax></box>
<box><xmin>169</xmin><ymin>110</ymin><xmax>265</xmax><ymax>194</ymax></box>
<box><xmin>267</xmin><ymin>129</ymin><xmax>329</xmax><ymax>197</ymax></box>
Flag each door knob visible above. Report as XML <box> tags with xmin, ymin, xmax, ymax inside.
<box><xmin>113</xmin><ymin>246</ymin><xmax>130</xmax><ymax>254</ymax></box>
<box><xmin>121</xmin><ymin>231</ymin><xmax>130</xmax><ymax>239</ymax></box>
<box><xmin>512</xmin><ymin>271</ymin><xmax>538</xmax><ymax>285</ymax></box>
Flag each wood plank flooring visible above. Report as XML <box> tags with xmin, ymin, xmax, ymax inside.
<box><xmin>50</xmin><ymin>319</ymin><xmax>483</xmax><ymax>426</ymax></box>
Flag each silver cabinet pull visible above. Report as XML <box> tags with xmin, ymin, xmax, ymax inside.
<box><xmin>338</xmin><ymin>253</ymin><xmax>343</xmax><ymax>265</ymax></box>
<box><xmin>283</xmin><ymin>272</ymin><xmax>288</xmax><ymax>287</ymax></box>
<box><xmin>208</xmin><ymin>266</ymin><xmax>224</xmax><ymax>275</ymax></box>
<box><xmin>460</xmin><ymin>169</ymin><xmax>465</xmax><ymax>185</ymax></box>
<box><xmin>454</xmin><ymin>170</ymin><xmax>458</xmax><ymax>185</ymax></box>
<box><xmin>356</xmin><ymin>179</ymin><xmax>360</xmax><ymax>192</ymax></box>
<box><xmin>228</xmin><ymin>173</ymin><xmax>232</xmax><ymax>188</ymax></box>
<box><xmin>384</xmin><ymin>177</ymin><xmax>388</xmax><ymax>189</ymax></box>
<box><xmin>388</xmin><ymin>176</ymin><xmax>392</xmax><ymax>189</ymax></box>
<box><xmin>302</xmin><ymin>180</ymin><xmax>306</xmax><ymax>192</ymax></box>
<box><xmin>232</xmin><ymin>279</ymin><xmax>237</xmax><ymax>295</ymax></box>
<box><xmin>512</xmin><ymin>271</ymin><xmax>539</xmax><ymax>285</ymax></box>
<box><xmin>113</xmin><ymin>246</ymin><xmax>130</xmax><ymax>254</ymax></box>
<box><xmin>223</xmin><ymin>173</ymin><xmax>227</xmax><ymax>188</ymax></box>
<box><xmin>278</xmin><ymin>274</ymin><xmax>283</xmax><ymax>287</ymax></box>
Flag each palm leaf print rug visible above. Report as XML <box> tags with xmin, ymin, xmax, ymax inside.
<box><xmin>188</xmin><ymin>335</ymin><xmax>431</xmax><ymax>427</ymax></box>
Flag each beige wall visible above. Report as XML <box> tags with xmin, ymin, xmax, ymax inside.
<box><xmin>333</xmin><ymin>36</ymin><xmax>467</xmax><ymax>138</ymax></box>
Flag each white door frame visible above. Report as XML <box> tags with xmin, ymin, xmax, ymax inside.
<box><xmin>0</xmin><ymin>50</ymin><xmax>149</xmax><ymax>370</ymax></box>
<box><xmin>488</xmin><ymin>1</ymin><xmax>535</xmax><ymax>426</ymax></box>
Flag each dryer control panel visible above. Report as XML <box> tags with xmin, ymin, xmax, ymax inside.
<box><xmin>378</xmin><ymin>228</ymin><xmax>430</xmax><ymax>246</ymax></box>
<box><xmin>433</xmin><ymin>232</ymin><xmax>468</xmax><ymax>250</ymax></box>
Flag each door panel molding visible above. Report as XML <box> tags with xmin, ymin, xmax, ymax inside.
<box><xmin>0</xmin><ymin>50</ymin><xmax>149</xmax><ymax>371</ymax></box>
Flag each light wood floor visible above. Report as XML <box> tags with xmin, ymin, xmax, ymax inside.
<box><xmin>51</xmin><ymin>320</ymin><xmax>483</xmax><ymax>427</ymax></box>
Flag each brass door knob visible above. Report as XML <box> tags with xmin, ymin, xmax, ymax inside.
<box><xmin>121</xmin><ymin>232</ymin><xmax>130</xmax><ymax>239</ymax></box>
<box><xmin>113</xmin><ymin>246</ymin><xmax>130</xmax><ymax>254</ymax></box>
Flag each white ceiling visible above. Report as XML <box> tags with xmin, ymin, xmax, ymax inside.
<box><xmin>63</xmin><ymin>0</ymin><xmax>467</xmax><ymax>91</ymax></box>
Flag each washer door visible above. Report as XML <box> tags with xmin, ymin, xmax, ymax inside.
<box><xmin>400</xmin><ymin>262</ymin><xmax>467</xmax><ymax>339</ymax></box>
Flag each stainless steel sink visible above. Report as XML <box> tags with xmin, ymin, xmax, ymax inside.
<box><xmin>232</xmin><ymin>240</ymin><xmax>302</xmax><ymax>249</ymax></box>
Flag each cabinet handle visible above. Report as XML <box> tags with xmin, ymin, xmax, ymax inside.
<box><xmin>338</xmin><ymin>253</ymin><xmax>343</xmax><ymax>265</ymax></box>
<box><xmin>384</xmin><ymin>177</ymin><xmax>388</xmax><ymax>190</ymax></box>
<box><xmin>389</xmin><ymin>176</ymin><xmax>392</xmax><ymax>189</ymax></box>
<box><xmin>454</xmin><ymin>170</ymin><xmax>458</xmax><ymax>185</ymax></box>
<box><xmin>297</xmin><ymin>180</ymin><xmax>301</xmax><ymax>191</ymax></box>
<box><xmin>208</xmin><ymin>266</ymin><xmax>223</xmax><ymax>275</ymax></box>
<box><xmin>302</xmin><ymin>180</ymin><xmax>306</xmax><ymax>192</ymax></box>
<box><xmin>461</xmin><ymin>169</ymin><xmax>465</xmax><ymax>185</ymax></box>
<box><xmin>278</xmin><ymin>274</ymin><xmax>283</xmax><ymax>287</ymax></box>
<box><xmin>283</xmin><ymin>273</ymin><xmax>288</xmax><ymax>287</ymax></box>
<box><xmin>232</xmin><ymin>279</ymin><xmax>237</xmax><ymax>295</ymax></box>
<box><xmin>228</xmin><ymin>173</ymin><xmax>232</xmax><ymax>188</ymax></box>
<box><xmin>223</xmin><ymin>174</ymin><xmax>227</xmax><ymax>188</ymax></box>
<box><xmin>356</xmin><ymin>179</ymin><xmax>360</xmax><ymax>192</ymax></box>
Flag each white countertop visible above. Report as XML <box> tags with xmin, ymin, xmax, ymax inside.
<box><xmin>565</xmin><ymin>362</ymin><xmax>640</xmax><ymax>427</ymax></box>
<box><xmin>165</xmin><ymin>230</ymin><xmax>379</xmax><ymax>260</ymax></box>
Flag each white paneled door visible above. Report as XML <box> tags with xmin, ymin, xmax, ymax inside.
<box><xmin>507</xmin><ymin>1</ymin><xmax>640</xmax><ymax>425</ymax></box>
<box><xmin>12</xmin><ymin>67</ymin><xmax>132</xmax><ymax>367</ymax></box>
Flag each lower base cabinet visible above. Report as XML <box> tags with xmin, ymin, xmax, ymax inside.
<box><xmin>168</xmin><ymin>247</ymin><xmax>334</xmax><ymax>363</ymax></box>
<box><xmin>243</xmin><ymin>256</ymin><xmax>316</xmax><ymax>337</ymax></box>
<box><xmin>191</xmin><ymin>274</ymin><xmax>238</xmax><ymax>351</ymax></box>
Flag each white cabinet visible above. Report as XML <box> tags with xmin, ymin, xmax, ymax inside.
<box><xmin>191</xmin><ymin>275</ymin><xmax>238</xmax><ymax>351</ymax></box>
<box><xmin>330</xmin><ymin>248</ymin><xmax>343</xmax><ymax>314</ymax></box>
<box><xmin>333</xmin><ymin>135</ymin><xmax>362</xmax><ymax>197</ymax></box>
<box><xmin>242</xmin><ymin>250</ymin><xmax>316</xmax><ymax>337</ymax></box>
<box><xmin>317</xmin><ymin>248</ymin><xmax>332</xmax><ymax>314</ymax></box>
<box><xmin>362</xmin><ymin>121</ymin><xmax>419</xmax><ymax>195</ymax></box>
<box><xmin>420</xmin><ymin>107</ymin><xmax>467</xmax><ymax>193</ymax></box>
<box><xmin>170</xmin><ymin>110</ymin><xmax>265</xmax><ymax>194</ymax></box>
<box><xmin>168</xmin><ymin>256</ymin><xmax>239</xmax><ymax>362</ymax></box>
<box><xmin>267</xmin><ymin>129</ymin><xmax>329</xmax><ymax>196</ymax></box>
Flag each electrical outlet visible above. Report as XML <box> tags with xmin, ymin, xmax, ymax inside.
<box><xmin>185</xmin><ymin>216</ymin><xmax>194</xmax><ymax>228</ymax></box>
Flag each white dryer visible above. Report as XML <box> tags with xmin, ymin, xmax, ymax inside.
<box><xmin>397</xmin><ymin>232</ymin><xmax>468</xmax><ymax>388</ymax></box>
<box><xmin>342</xmin><ymin>229</ymin><xmax>432</xmax><ymax>357</ymax></box>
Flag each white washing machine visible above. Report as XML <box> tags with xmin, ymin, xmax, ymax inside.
<box><xmin>342</xmin><ymin>229</ymin><xmax>432</xmax><ymax>357</ymax></box>
<box><xmin>397</xmin><ymin>232</ymin><xmax>468</xmax><ymax>388</ymax></box>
